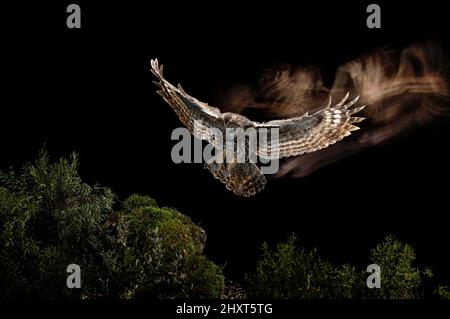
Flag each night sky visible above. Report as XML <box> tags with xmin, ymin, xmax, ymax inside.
<box><xmin>2</xmin><ymin>1</ymin><xmax>450</xmax><ymax>288</ymax></box>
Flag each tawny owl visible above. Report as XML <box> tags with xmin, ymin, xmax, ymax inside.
<box><xmin>150</xmin><ymin>59</ymin><xmax>365</xmax><ymax>197</ymax></box>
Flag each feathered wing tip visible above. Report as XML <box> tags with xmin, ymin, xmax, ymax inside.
<box><xmin>150</xmin><ymin>58</ymin><xmax>163</xmax><ymax>78</ymax></box>
<box><xmin>336</xmin><ymin>92</ymin><xmax>350</xmax><ymax>107</ymax></box>
<box><xmin>150</xmin><ymin>58</ymin><xmax>165</xmax><ymax>96</ymax></box>
<box><xmin>257</xmin><ymin>91</ymin><xmax>368</xmax><ymax>160</ymax></box>
<box><xmin>324</xmin><ymin>95</ymin><xmax>332</xmax><ymax>108</ymax></box>
<box><xmin>325</xmin><ymin>92</ymin><xmax>367</xmax><ymax>130</ymax></box>
<box><xmin>177</xmin><ymin>83</ymin><xmax>186</xmax><ymax>94</ymax></box>
<box><xmin>151</xmin><ymin>59</ymin><xmax>185</xmax><ymax>95</ymax></box>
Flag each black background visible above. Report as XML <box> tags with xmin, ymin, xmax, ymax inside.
<box><xmin>2</xmin><ymin>1</ymin><xmax>450</xmax><ymax>291</ymax></box>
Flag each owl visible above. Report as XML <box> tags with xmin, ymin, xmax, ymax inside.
<box><xmin>150</xmin><ymin>59</ymin><xmax>365</xmax><ymax>196</ymax></box>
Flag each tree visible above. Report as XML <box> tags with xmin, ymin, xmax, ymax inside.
<box><xmin>246</xmin><ymin>234</ymin><xmax>441</xmax><ymax>299</ymax></box>
<box><xmin>246</xmin><ymin>235</ymin><xmax>361</xmax><ymax>299</ymax></box>
<box><xmin>112</xmin><ymin>194</ymin><xmax>224</xmax><ymax>298</ymax></box>
<box><xmin>1</xmin><ymin>150</ymin><xmax>447</xmax><ymax>300</ymax></box>
<box><xmin>365</xmin><ymin>235</ymin><xmax>432</xmax><ymax>299</ymax></box>
<box><xmin>0</xmin><ymin>150</ymin><xmax>115</xmax><ymax>298</ymax></box>
<box><xmin>0</xmin><ymin>151</ymin><xmax>224</xmax><ymax>299</ymax></box>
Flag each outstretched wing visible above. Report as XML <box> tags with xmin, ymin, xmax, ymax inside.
<box><xmin>205</xmin><ymin>162</ymin><xmax>267</xmax><ymax>197</ymax></box>
<box><xmin>151</xmin><ymin>59</ymin><xmax>224</xmax><ymax>148</ymax></box>
<box><xmin>256</xmin><ymin>93</ymin><xmax>366</xmax><ymax>159</ymax></box>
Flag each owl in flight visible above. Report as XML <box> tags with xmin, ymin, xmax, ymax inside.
<box><xmin>150</xmin><ymin>59</ymin><xmax>366</xmax><ymax>197</ymax></box>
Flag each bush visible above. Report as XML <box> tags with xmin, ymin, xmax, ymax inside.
<box><xmin>0</xmin><ymin>150</ymin><xmax>115</xmax><ymax>298</ymax></box>
<box><xmin>1</xmin><ymin>150</ymin><xmax>446</xmax><ymax>300</ymax></box>
<box><xmin>246</xmin><ymin>235</ymin><xmax>361</xmax><ymax>299</ymax></box>
<box><xmin>0</xmin><ymin>151</ymin><xmax>224</xmax><ymax>299</ymax></box>
<box><xmin>435</xmin><ymin>286</ymin><xmax>450</xmax><ymax>299</ymax></box>
<box><xmin>365</xmin><ymin>235</ymin><xmax>432</xmax><ymax>299</ymax></box>
<box><xmin>246</xmin><ymin>234</ymin><xmax>441</xmax><ymax>299</ymax></box>
<box><xmin>113</xmin><ymin>195</ymin><xmax>224</xmax><ymax>298</ymax></box>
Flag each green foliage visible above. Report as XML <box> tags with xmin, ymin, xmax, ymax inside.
<box><xmin>121</xmin><ymin>194</ymin><xmax>158</xmax><ymax>212</ymax></box>
<box><xmin>0</xmin><ymin>151</ymin><xmax>223</xmax><ymax>299</ymax></box>
<box><xmin>435</xmin><ymin>286</ymin><xmax>450</xmax><ymax>299</ymax></box>
<box><xmin>246</xmin><ymin>235</ymin><xmax>361</xmax><ymax>299</ymax></box>
<box><xmin>0</xmin><ymin>151</ymin><xmax>447</xmax><ymax>300</ymax></box>
<box><xmin>246</xmin><ymin>235</ymin><xmax>441</xmax><ymax>299</ymax></box>
<box><xmin>366</xmin><ymin>235</ymin><xmax>428</xmax><ymax>299</ymax></box>
<box><xmin>0</xmin><ymin>150</ymin><xmax>115</xmax><ymax>298</ymax></box>
<box><xmin>182</xmin><ymin>255</ymin><xmax>224</xmax><ymax>299</ymax></box>
<box><xmin>114</xmin><ymin>195</ymin><xmax>224</xmax><ymax>298</ymax></box>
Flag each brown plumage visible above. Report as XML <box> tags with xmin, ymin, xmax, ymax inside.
<box><xmin>150</xmin><ymin>59</ymin><xmax>366</xmax><ymax>196</ymax></box>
